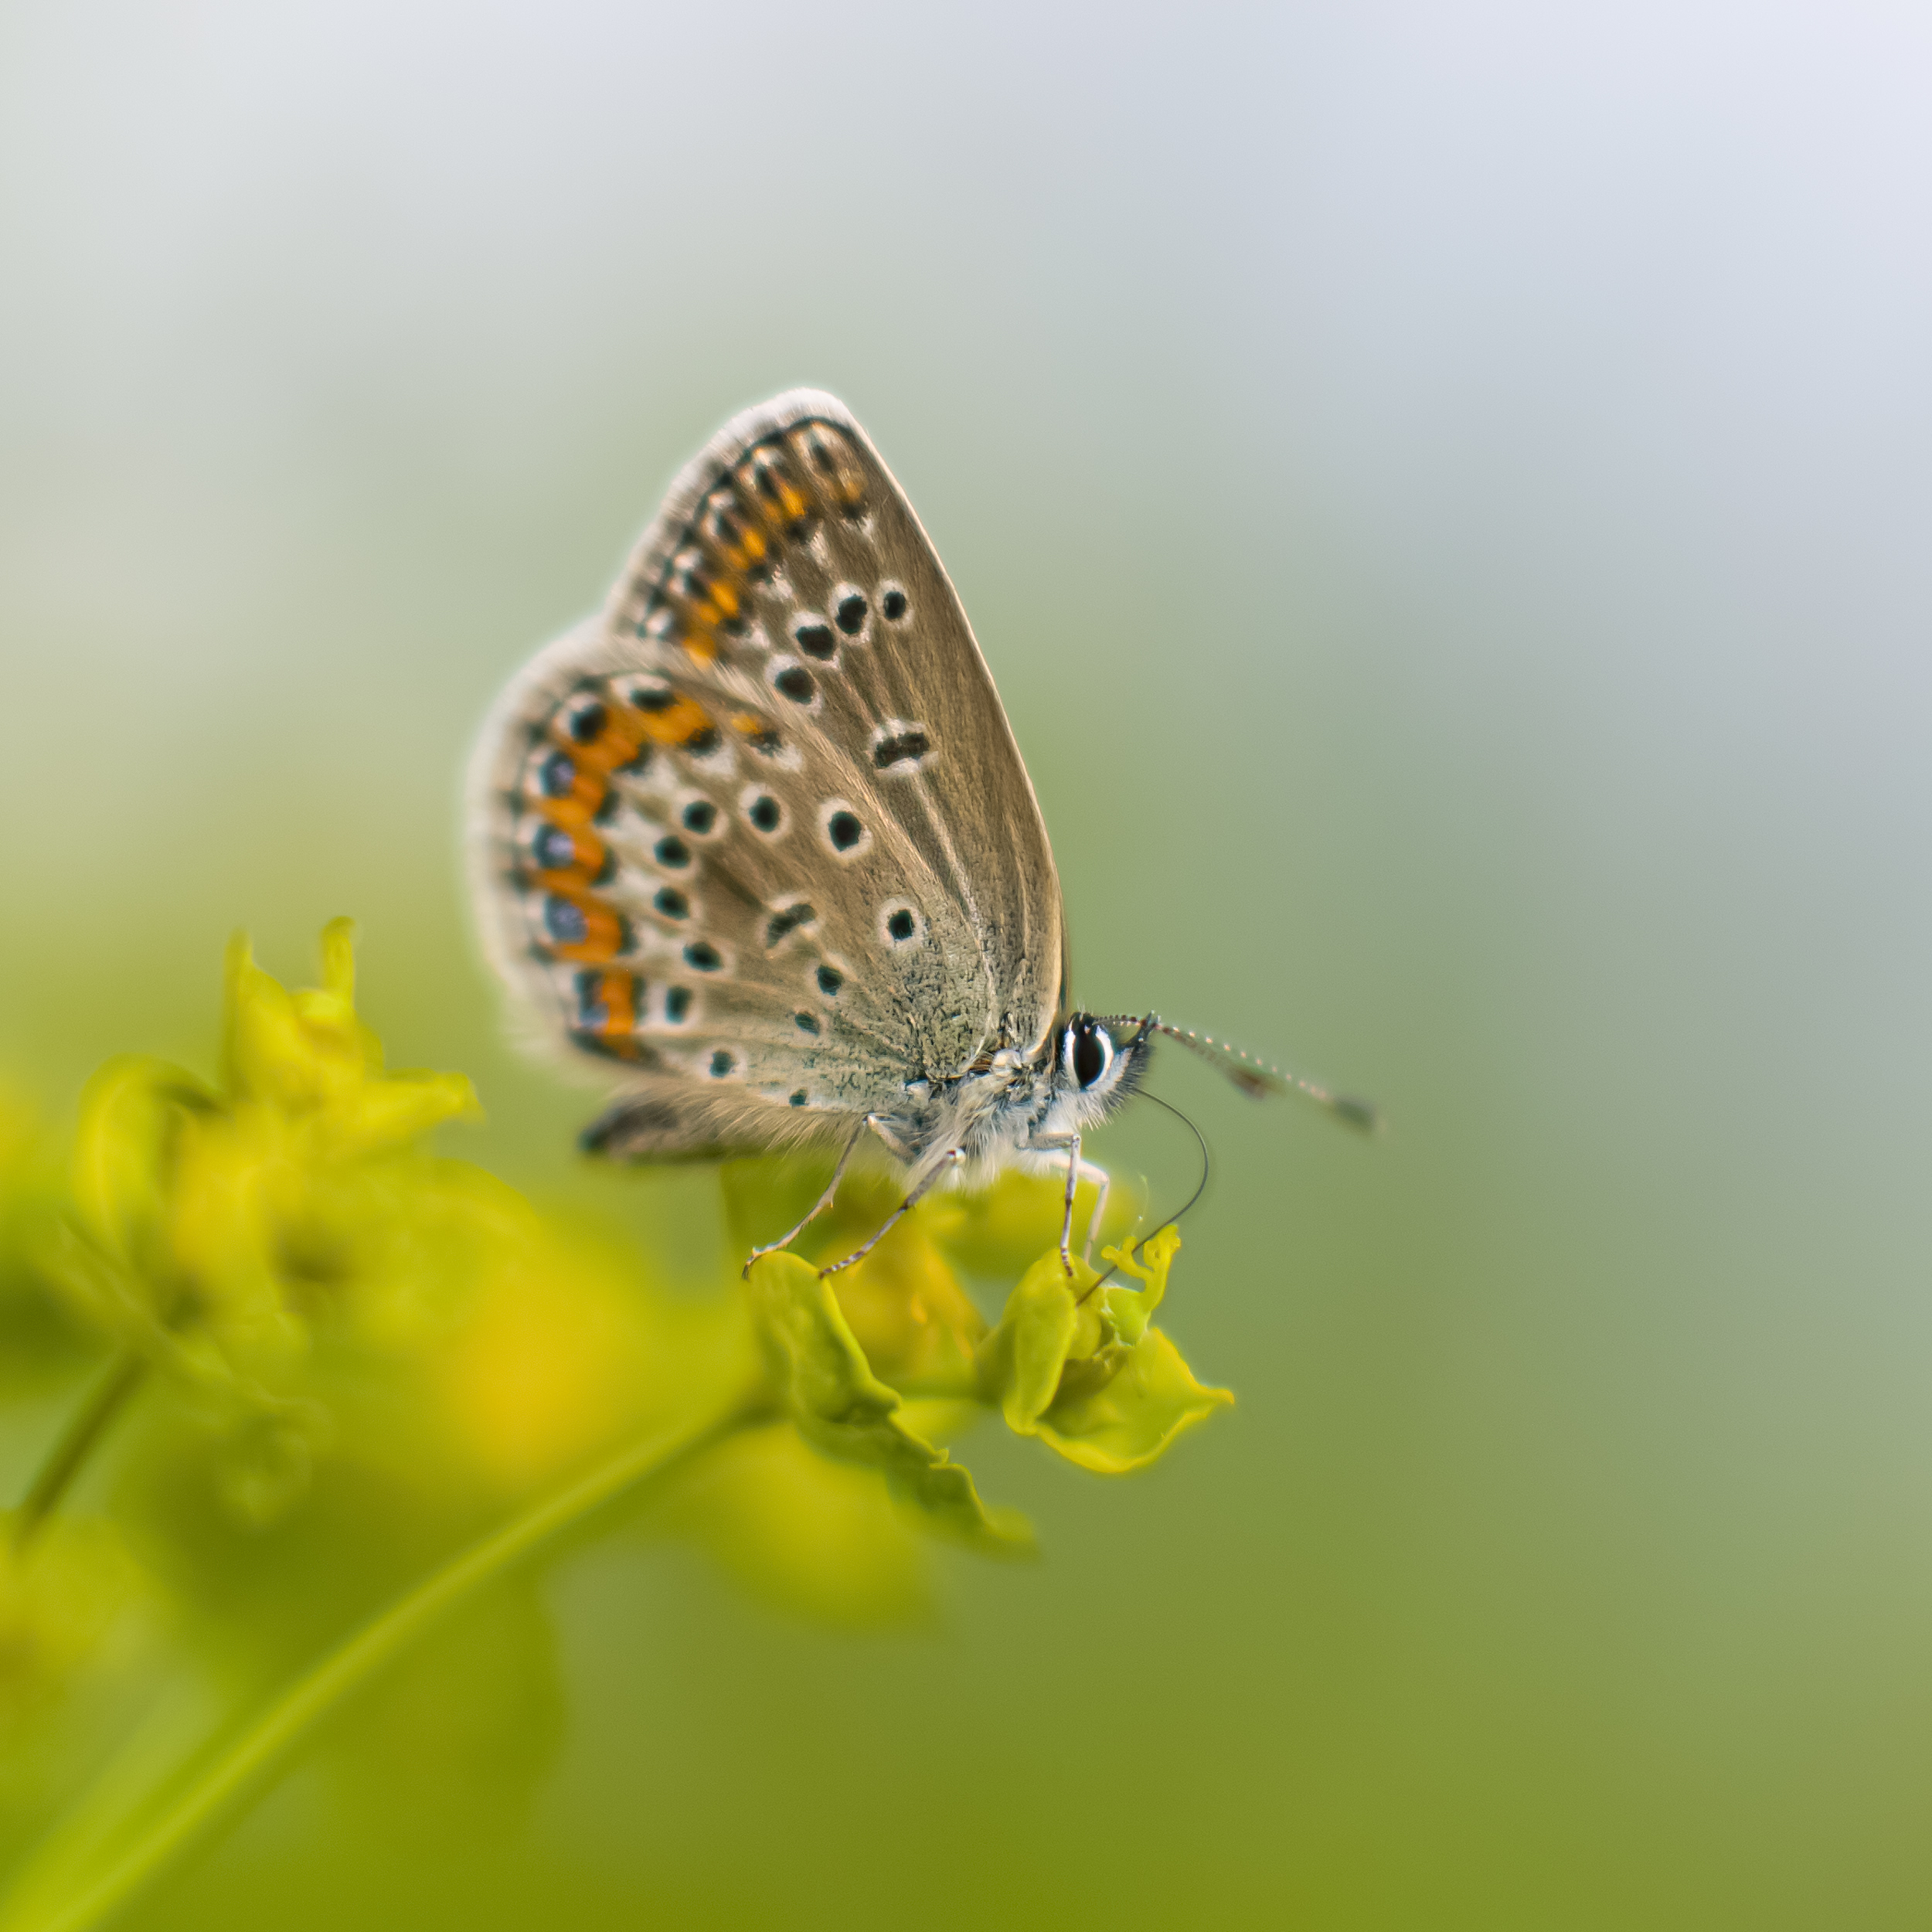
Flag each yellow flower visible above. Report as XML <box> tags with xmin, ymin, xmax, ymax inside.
<box><xmin>49</xmin><ymin>920</ymin><xmax>489</xmax><ymax>1399</ymax></box>
<box><xmin>978</xmin><ymin>1226</ymin><xmax>1234</xmax><ymax>1472</ymax></box>
<box><xmin>743</xmin><ymin>1245</ymin><xmax>1032</xmax><ymax>1554</ymax></box>
<box><xmin>732</xmin><ymin>1158</ymin><xmax>1234</xmax><ymax>1552</ymax></box>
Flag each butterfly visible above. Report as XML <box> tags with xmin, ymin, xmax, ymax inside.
<box><xmin>467</xmin><ymin>390</ymin><xmax>1368</xmax><ymax>1277</ymax></box>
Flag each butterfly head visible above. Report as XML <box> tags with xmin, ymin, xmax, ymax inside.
<box><xmin>1049</xmin><ymin>1011</ymin><xmax>1155</xmax><ymax>1126</ymax></box>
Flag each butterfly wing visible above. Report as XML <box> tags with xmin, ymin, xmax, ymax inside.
<box><xmin>466</xmin><ymin>389</ymin><xmax>1066</xmax><ymax>1157</ymax></box>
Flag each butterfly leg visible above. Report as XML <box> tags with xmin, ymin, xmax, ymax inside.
<box><xmin>819</xmin><ymin>1146</ymin><xmax>966</xmax><ymax>1279</ymax></box>
<box><xmin>1059</xmin><ymin>1134</ymin><xmax>1082</xmax><ymax>1272</ymax></box>
<box><xmin>740</xmin><ymin>1115</ymin><xmax>873</xmax><ymax>1276</ymax></box>
<box><xmin>1063</xmin><ymin>1147</ymin><xmax>1115</xmax><ymax>1270</ymax></box>
<box><xmin>1029</xmin><ymin>1134</ymin><xmax>1112</xmax><ymax>1271</ymax></box>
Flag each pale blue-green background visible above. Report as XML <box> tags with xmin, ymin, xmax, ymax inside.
<box><xmin>4</xmin><ymin>3</ymin><xmax>1932</xmax><ymax>1926</ymax></box>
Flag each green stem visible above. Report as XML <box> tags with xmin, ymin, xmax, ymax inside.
<box><xmin>12</xmin><ymin>1354</ymin><xmax>146</xmax><ymax>1549</ymax></box>
<box><xmin>2</xmin><ymin>1393</ymin><xmax>774</xmax><ymax>1932</ymax></box>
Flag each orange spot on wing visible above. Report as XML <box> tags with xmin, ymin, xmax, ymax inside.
<box><xmin>787</xmin><ymin>423</ymin><xmax>866</xmax><ymax>509</ymax></box>
<box><xmin>548</xmin><ymin>706</ymin><xmax>650</xmax><ymax>779</ymax></box>
<box><xmin>736</xmin><ymin>445</ymin><xmax>809</xmax><ymax>531</ymax></box>
<box><xmin>637</xmin><ymin>693</ymin><xmax>716</xmax><ymax>747</ymax></box>
<box><xmin>543</xmin><ymin>892</ymin><xmax>628</xmax><ymax>964</ymax></box>
<box><xmin>529</xmin><ymin>824</ymin><xmax>608</xmax><ymax>889</ymax></box>
<box><xmin>526</xmin><ymin>760</ymin><xmax>606</xmax><ymax>829</ymax></box>
<box><xmin>600</xmin><ymin>970</ymin><xmax>638</xmax><ymax>1033</ymax></box>
<box><xmin>577</xmin><ymin>968</ymin><xmax>641</xmax><ymax>1056</ymax></box>
<box><xmin>665</xmin><ymin>549</ymin><xmax>743</xmax><ymax>635</ymax></box>
<box><xmin>699</xmin><ymin>487</ymin><xmax>769</xmax><ymax>573</ymax></box>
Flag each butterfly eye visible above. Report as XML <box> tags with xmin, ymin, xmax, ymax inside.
<box><xmin>1066</xmin><ymin>1020</ymin><xmax>1114</xmax><ymax>1091</ymax></box>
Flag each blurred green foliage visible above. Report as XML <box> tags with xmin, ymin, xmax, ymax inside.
<box><xmin>0</xmin><ymin>927</ymin><xmax>1225</xmax><ymax>1929</ymax></box>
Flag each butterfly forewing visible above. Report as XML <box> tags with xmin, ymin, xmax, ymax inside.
<box><xmin>468</xmin><ymin>390</ymin><xmax>1066</xmax><ymax>1154</ymax></box>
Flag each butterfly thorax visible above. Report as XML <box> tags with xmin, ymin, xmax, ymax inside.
<box><xmin>878</xmin><ymin>1043</ymin><xmax>1041</xmax><ymax>1182</ymax></box>
<box><xmin>872</xmin><ymin>1015</ymin><xmax>1152</xmax><ymax>1189</ymax></box>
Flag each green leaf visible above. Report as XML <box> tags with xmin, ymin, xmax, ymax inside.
<box><xmin>743</xmin><ymin>1253</ymin><xmax>1032</xmax><ymax>1556</ymax></box>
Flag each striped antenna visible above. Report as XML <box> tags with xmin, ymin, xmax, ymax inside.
<box><xmin>1148</xmin><ymin>1020</ymin><xmax>1379</xmax><ymax>1133</ymax></box>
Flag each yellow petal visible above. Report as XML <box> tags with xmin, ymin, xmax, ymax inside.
<box><xmin>1031</xmin><ymin>1327</ymin><xmax>1233</xmax><ymax>1474</ymax></box>
<box><xmin>70</xmin><ymin>1056</ymin><xmax>216</xmax><ymax>1274</ymax></box>
<box><xmin>743</xmin><ymin>1253</ymin><xmax>1032</xmax><ymax>1556</ymax></box>
<box><xmin>979</xmin><ymin>1227</ymin><xmax>1233</xmax><ymax>1473</ymax></box>
<box><xmin>979</xmin><ymin>1247</ymin><xmax>1097</xmax><ymax>1432</ymax></box>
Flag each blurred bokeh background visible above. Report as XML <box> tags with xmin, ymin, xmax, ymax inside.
<box><xmin>5</xmin><ymin>2</ymin><xmax>1932</xmax><ymax>1926</ymax></box>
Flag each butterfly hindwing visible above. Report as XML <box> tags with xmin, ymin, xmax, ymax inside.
<box><xmin>466</xmin><ymin>390</ymin><xmax>1066</xmax><ymax>1155</ymax></box>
